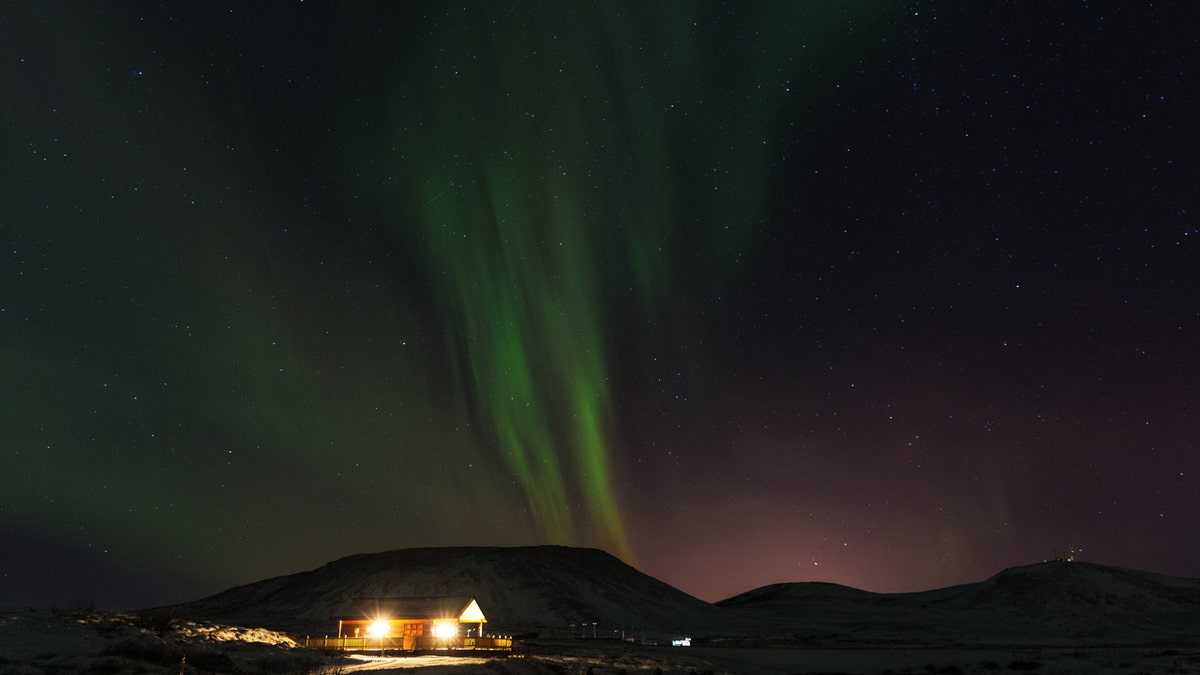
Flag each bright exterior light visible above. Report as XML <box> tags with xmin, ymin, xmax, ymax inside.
<box><xmin>433</xmin><ymin>622</ymin><xmax>457</xmax><ymax>638</ymax></box>
<box><xmin>367</xmin><ymin>620</ymin><xmax>390</xmax><ymax>638</ymax></box>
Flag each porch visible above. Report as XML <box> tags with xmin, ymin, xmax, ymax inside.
<box><xmin>303</xmin><ymin>634</ymin><xmax>513</xmax><ymax>652</ymax></box>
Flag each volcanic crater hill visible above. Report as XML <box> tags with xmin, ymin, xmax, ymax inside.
<box><xmin>155</xmin><ymin>546</ymin><xmax>735</xmax><ymax>637</ymax></box>
<box><xmin>717</xmin><ymin>561</ymin><xmax>1200</xmax><ymax>646</ymax></box>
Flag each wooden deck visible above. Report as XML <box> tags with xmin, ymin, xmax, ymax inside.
<box><xmin>303</xmin><ymin>635</ymin><xmax>513</xmax><ymax>652</ymax></box>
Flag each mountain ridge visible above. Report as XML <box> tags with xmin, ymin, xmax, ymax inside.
<box><xmin>157</xmin><ymin>547</ymin><xmax>1200</xmax><ymax>646</ymax></box>
<box><xmin>720</xmin><ymin>560</ymin><xmax>1200</xmax><ymax>645</ymax></box>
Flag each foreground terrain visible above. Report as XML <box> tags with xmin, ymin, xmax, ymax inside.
<box><xmin>2</xmin><ymin>607</ymin><xmax>1197</xmax><ymax>674</ymax></box>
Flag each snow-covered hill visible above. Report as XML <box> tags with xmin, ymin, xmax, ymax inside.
<box><xmin>160</xmin><ymin>546</ymin><xmax>1200</xmax><ymax>648</ymax></box>
<box><xmin>6</xmin><ymin>551</ymin><xmax>1200</xmax><ymax>673</ymax></box>
<box><xmin>159</xmin><ymin>545</ymin><xmax>734</xmax><ymax>637</ymax></box>
<box><xmin>719</xmin><ymin>560</ymin><xmax>1200</xmax><ymax>646</ymax></box>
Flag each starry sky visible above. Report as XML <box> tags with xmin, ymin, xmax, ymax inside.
<box><xmin>2</xmin><ymin>2</ymin><xmax>1197</xmax><ymax>610</ymax></box>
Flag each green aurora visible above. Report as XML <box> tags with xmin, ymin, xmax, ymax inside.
<box><xmin>2</xmin><ymin>2</ymin><xmax>898</xmax><ymax>603</ymax></box>
<box><xmin>359</xmin><ymin>4</ymin><xmax>867</xmax><ymax>558</ymax></box>
<box><xmin>7</xmin><ymin>0</ymin><xmax>1200</xmax><ymax>611</ymax></box>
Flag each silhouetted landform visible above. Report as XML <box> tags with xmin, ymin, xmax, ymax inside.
<box><xmin>158</xmin><ymin>546</ymin><xmax>727</xmax><ymax>637</ymax></box>
<box><xmin>719</xmin><ymin>560</ymin><xmax>1200</xmax><ymax>646</ymax></box>
<box><xmin>158</xmin><ymin>546</ymin><xmax>1200</xmax><ymax>647</ymax></box>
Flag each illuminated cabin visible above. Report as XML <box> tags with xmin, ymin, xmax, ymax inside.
<box><xmin>305</xmin><ymin>596</ymin><xmax>511</xmax><ymax>652</ymax></box>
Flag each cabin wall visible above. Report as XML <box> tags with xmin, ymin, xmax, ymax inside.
<box><xmin>338</xmin><ymin>618</ymin><xmax>432</xmax><ymax>638</ymax></box>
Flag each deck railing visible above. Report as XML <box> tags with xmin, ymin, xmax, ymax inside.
<box><xmin>303</xmin><ymin>635</ymin><xmax>513</xmax><ymax>652</ymax></box>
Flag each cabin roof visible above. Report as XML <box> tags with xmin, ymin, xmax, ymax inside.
<box><xmin>330</xmin><ymin>596</ymin><xmax>482</xmax><ymax>621</ymax></box>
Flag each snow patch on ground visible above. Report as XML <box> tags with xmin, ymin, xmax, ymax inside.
<box><xmin>0</xmin><ymin>606</ymin><xmax>316</xmax><ymax>674</ymax></box>
<box><xmin>2</xmin><ymin>608</ymin><xmax>1198</xmax><ymax>674</ymax></box>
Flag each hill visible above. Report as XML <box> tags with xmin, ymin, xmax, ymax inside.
<box><xmin>718</xmin><ymin>560</ymin><xmax>1200</xmax><ymax>646</ymax></box>
<box><xmin>158</xmin><ymin>548</ymin><xmax>1200</xmax><ymax>648</ymax></box>
<box><xmin>157</xmin><ymin>545</ymin><xmax>732</xmax><ymax>638</ymax></box>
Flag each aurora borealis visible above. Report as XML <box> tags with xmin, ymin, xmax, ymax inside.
<box><xmin>3</xmin><ymin>3</ymin><xmax>1198</xmax><ymax>609</ymax></box>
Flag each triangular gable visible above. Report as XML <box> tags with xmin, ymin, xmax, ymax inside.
<box><xmin>459</xmin><ymin>598</ymin><xmax>486</xmax><ymax>623</ymax></box>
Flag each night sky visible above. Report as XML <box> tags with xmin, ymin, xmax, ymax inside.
<box><xmin>2</xmin><ymin>2</ymin><xmax>1198</xmax><ymax>610</ymax></box>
